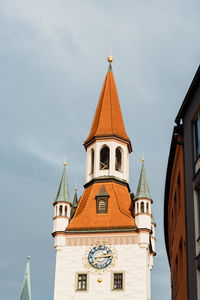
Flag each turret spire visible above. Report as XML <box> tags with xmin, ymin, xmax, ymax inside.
<box><xmin>20</xmin><ymin>257</ymin><xmax>32</xmax><ymax>300</ymax></box>
<box><xmin>135</xmin><ymin>160</ymin><xmax>151</xmax><ymax>200</ymax></box>
<box><xmin>70</xmin><ymin>186</ymin><xmax>78</xmax><ymax>219</ymax></box>
<box><xmin>84</xmin><ymin>57</ymin><xmax>131</xmax><ymax>151</ymax></box>
<box><xmin>54</xmin><ymin>164</ymin><xmax>70</xmax><ymax>203</ymax></box>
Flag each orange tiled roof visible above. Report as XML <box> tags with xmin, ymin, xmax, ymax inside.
<box><xmin>84</xmin><ymin>65</ymin><xmax>131</xmax><ymax>147</ymax></box>
<box><xmin>67</xmin><ymin>182</ymin><xmax>136</xmax><ymax>231</ymax></box>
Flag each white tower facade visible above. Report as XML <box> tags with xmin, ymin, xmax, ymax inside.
<box><xmin>53</xmin><ymin>59</ymin><xmax>156</xmax><ymax>300</ymax></box>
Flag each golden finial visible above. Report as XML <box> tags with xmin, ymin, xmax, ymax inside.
<box><xmin>63</xmin><ymin>162</ymin><xmax>67</xmax><ymax>167</ymax></box>
<box><xmin>75</xmin><ymin>184</ymin><xmax>77</xmax><ymax>191</ymax></box>
<box><xmin>107</xmin><ymin>47</ymin><xmax>113</xmax><ymax>63</ymax></box>
<box><xmin>141</xmin><ymin>151</ymin><xmax>144</xmax><ymax>162</ymax></box>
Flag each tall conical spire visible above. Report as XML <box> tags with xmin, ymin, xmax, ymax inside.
<box><xmin>70</xmin><ymin>186</ymin><xmax>78</xmax><ymax>219</ymax></box>
<box><xmin>54</xmin><ymin>164</ymin><xmax>70</xmax><ymax>203</ymax></box>
<box><xmin>20</xmin><ymin>257</ymin><xmax>31</xmax><ymax>300</ymax></box>
<box><xmin>135</xmin><ymin>160</ymin><xmax>151</xmax><ymax>200</ymax></box>
<box><xmin>84</xmin><ymin>56</ymin><xmax>131</xmax><ymax>151</ymax></box>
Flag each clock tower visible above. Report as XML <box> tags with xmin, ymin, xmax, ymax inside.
<box><xmin>52</xmin><ymin>56</ymin><xmax>156</xmax><ymax>300</ymax></box>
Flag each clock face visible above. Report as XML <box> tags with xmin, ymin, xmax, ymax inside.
<box><xmin>83</xmin><ymin>242</ymin><xmax>117</xmax><ymax>274</ymax></box>
<box><xmin>88</xmin><ymin>245</ymin><xmax>113</xmax><ymax>269</ymax></box>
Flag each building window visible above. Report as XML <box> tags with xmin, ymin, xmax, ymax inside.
<box><xmin>65</xmin><ymin>206</ymin><xmax>67</xmax><ymax>217</ymax></box>
<box><xmin>115</xmin><ymin>147</ymin><xmax>122</xmax><ymax>171</ymax></box>
<box><xmin>113</xmin><ymin>273</ymin><xmax>123</xmax><ymax>290</ymax></box>
<box><xmin>146</xmin><ymin>202</ymin><xmax>149</xmax><ymax>213</ymax></box>
<box><xmin>194</xmin><ymin>113</ymin><xmax>200</xmax><ymax>160</ymax></box>
<box><xmin>100</xmin><ymin>146</ymin><xmax>110</xmax><ymax>170</ymax></box>
<box><xmin>77</xmin><ymin>274</ymin><xmax>87</xmax><ymax>291</ymax></box>
<box><xmin>96</xmin><ymin>198</ymin><xmax>108</xmax><ymax>214</ymax></box>
<box><xmin>137</xmin><ymin>202</ymin><xmax>139</xmax><ymax>213</ymax></box>
<box><xmin>59</xmin><ymin>205</ymin><xmax>62</xmax><ymax>216</ymax></box>
<box><xmin>91</xmin><ymin>149</ymin><xmax>94</xmax><ymax>174</ymax></box>
<box><xmin>141</xmin><ymin>201</ymin><xmax>144</xmax><ymax>213</ymax></box>
<box><xmin>197</xmin><ymin>189</ymin><xmax>200</xmax><ymax>238</ymax></box>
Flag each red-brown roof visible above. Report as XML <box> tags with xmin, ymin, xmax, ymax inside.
<box><xmin>84</xmin><ymin>65</ymin><xmax>131</xmax><ymax>148</ymax></box>
<box><xmin>67</xmin><ymin>181</ymin><xmax>136</xmax><ymax>231</ymax></box>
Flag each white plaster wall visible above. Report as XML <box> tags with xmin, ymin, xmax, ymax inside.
<box><xmin>53</xmin><ymin>217</ymin><xmax>69</xmax><ymax>233</ymax></box>
<box><xmin>135</xmin><ymin>214</ymin><xmax>151</xmax><ymax>230</ymax></box>
<box><xmin>85</xmin><ymin>140</ymin><xmax>129</xmax><ymax>184</ymax></box>
<box><xmin>54</xmin><ymin>243</ymin><xmax>151</xmax><ymax>300</ymax></box>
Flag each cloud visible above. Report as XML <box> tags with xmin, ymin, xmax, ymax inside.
<box><xmin>1</xmin><ymin>1</ymin><xmax>200</xmax><ymax>299</ymax></box>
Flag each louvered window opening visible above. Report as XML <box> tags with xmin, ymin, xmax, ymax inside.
<box><xmin>96</xmin><ymin>198</ymin><xmax>108</xmax><ymax>214</ymax></box>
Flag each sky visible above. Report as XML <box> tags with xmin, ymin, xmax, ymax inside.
<box><xmin>0</xmin><ymin>0</ymin><xmax>200</xmax><ymax>299</ymax></box>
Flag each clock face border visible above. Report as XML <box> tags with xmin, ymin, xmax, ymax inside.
<box><xmin>83</xmin><ymin>241</ymin><xmax>117</xmax><ymax>274</ymax></box>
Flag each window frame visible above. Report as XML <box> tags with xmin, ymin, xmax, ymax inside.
<box><xmin>193</xmin><ymin>112</ymin><xmax>200</xmax><ymax>162</ymax></box>
<box><xmin>75</xmin><ymin>273</ymin><xmax>88</xmax><ymax>292</ymax></box>
<box><xmin>115</xmin><ymin>147</ymin><xmax>123</xmax><ymax>172</ymax></box>
<box><xmin>99</xmin><ymin>145</ymin><xmax>110</xmax><ymax>170</ymax></box>
<box><xmin>91</xmin><ymin>148</ymin><xmax>95</xmax><ymax>174</ymax></box>
<box><xmin>96</xmin><ymin>197</ymin><xmax>108</xmax><ymax>214</ymax></box>
<box><xmin>112</xmin><ymin>272</ymin><xmax>124</xmax><ymax>291</ymax></box>
<box><xmin>197</xmin><ymin>189</ymin><xmax>200</xmax><ymax>239</ymax></box>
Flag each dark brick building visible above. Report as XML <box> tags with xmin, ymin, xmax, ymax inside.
<box><xmin>164</xmin><ymin>66</ymin><xmax>200</xmax><ymax>300</ymax></box>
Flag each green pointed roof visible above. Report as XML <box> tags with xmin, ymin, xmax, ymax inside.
<box><xmin>20</xmin><ymin>257</ymin><xmax>31</xmax><ymax>300</ymax></box>
<box><xmin>135</xmin><ymin>162</ymin><xmax>152</xmax><ymax>200</ymax></box>
<box><xmin>54</xmin><ymin>167</ymin><xmax>70</xmax><ymax>203</ymax></box>
<box><xmin>72</xmin><ymin>189</ymin><xmax>78</xmax><ymax>208</ymax></box>
<box><xmin>70</xmin><ymin>188</ymin><xmax>78</xmax><ymax>219</ymax></box>
<box><xmin>96</xmin><ymin>184</ymin><xmax>109</xmax><ymax>197</ymax></box>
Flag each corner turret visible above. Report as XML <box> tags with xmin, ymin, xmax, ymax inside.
<box><xmin>53</xmin><ymin>164</ymin><xmax>71</xmax><ymax>234</ymax></box>
<box><xmin>134</xmin><ymin>159</ymin><xmax>156</xmax><ymax>254</ymax></box>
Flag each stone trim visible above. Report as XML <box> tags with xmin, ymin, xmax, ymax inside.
<box><xmin>65</xmin><ymin>234</ymin><xmax>138</xmax><ymax>246</ymax></box>
<box><xmin>53</xmin><ymin>216</ymin><xmax>70</xmax><ymax>220</ymax></box>
<box><xmin>84</xmin><ymin>176</ymin><xmax>131</xmax><ymax>192</ymax></box>
<box><xmin>53</xmin><ymin>201</ymin><xmax>72</xmax><ymax>206</ymax></box>
<box><xmin>135</xmin><ymin>212</ymin><xmax>151</xmax><ymax>216</ymax></box>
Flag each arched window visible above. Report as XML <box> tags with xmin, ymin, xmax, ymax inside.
<box><xmin>65</xmin><ymin>206</ymin><xmax>67</xmax><ymax>217</ymax></box>
<box><xmin>115</xmin><ymin>147</ymin><xmax>122</xmax><ymax>171</ymax></box>
<box><xmin>146</xmin><ymin>202</ymin><xmax>149</xmax><ymax>213</ymax></box>
<box><xmin>141</xmin><ymin>202</ymin><xmax>144</xmax><ymax>213</ymax></box>
<box><xmin>137</xmin><ymin>203</ymin><xmax>139</xmax><ymax>214</ymax></box>
<box><xmin>100</xmin><ymin>146</ymin><xmax>110</xmax><ymax>170</ymax></box>
<box><xmin>55</xmin><ymin>206</ymin><xmax>58</xmax><ymax>217</ymax></box>
<box><xmin>59</xmin><ymin>205</ymin><xmax>63</xmax><ymax>216</ymax></box>
<box><xmin>91</xmin><ymin>149</ymin><xmax>94</xmax><ymax>173</ymax></box>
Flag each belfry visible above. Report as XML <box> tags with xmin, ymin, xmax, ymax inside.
<box><xmin>52</xmin><ymin>56</ymin><xmax>156</xmax><ymax>300</ymax></box>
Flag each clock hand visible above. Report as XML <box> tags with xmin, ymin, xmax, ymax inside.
<box><xmin>95</xmin><ymin>254</ymin><xmax>112</xmax><ymax>259</ymax></box>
